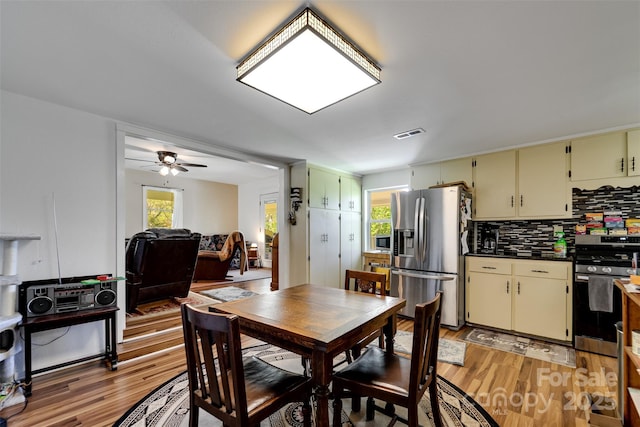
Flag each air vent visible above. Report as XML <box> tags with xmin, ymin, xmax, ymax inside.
<box><xmin>393</xmin><ymin>128</ymin><xmax>425</xmax><ymax>140</ymax></box>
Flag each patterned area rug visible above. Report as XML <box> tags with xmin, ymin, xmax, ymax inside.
<box><xmin>126</xmin><ymin>291</ymin><xmax>217</xmax><ymax>318</ymax></box>
<box><xmin>113</xmin><ymin>343</ymin><xmax>498</xmax><ymax>427</ymax></box>
<box><xmin>200</xmin><ymin>286</ymin><xmax>259</xmax><ymax>302</ymax></box>
<box><xmin>460</xmin><ymin>328</ymin><xmax>576</xmax><ymax>368</ymax></box>
<box><xmin>394</xmin><ymin>331</ymin><xmax>467</xmax><ymax>366</ymax></box>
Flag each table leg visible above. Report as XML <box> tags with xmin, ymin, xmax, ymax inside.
<box><xmin>311</xmin><ymin>349</ymin><xmax>332</xmax><ymax>427</ymax></box>
<box><xmin>23</xmin><ymin>327</ymin><xmax>32</xmax><ymax>397</ymax></box>
<box><xmin>383</xmin><ymin>313</ymin><xmax>397</xmax><ymax>354</ymax></box>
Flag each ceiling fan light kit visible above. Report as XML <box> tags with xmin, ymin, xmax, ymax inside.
<box><xmin>236</xmin><ymin>7</ymin><xmax>381</xmax><ymax>114</ymax></box>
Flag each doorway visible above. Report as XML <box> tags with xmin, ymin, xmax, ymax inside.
<box><xmin>260</xmin><ymin>193</ymin><xmax>278</xmax><ymax>268</ymax></box>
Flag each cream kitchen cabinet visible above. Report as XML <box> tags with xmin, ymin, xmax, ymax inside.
<box><xmin>517</xmin><ymin>142</ymin><xmax>570</xmax><ymax>218</ymax></box>
<box><xmin>340</xmin><ymin>211</ymin><xmax>362</xmax><ymax>285</ymax></box>
<box><xmin>309</xmin><ymin>208</ymin><xmax>341</xmax><ymax>288</ymax></box>
<box><xmin>411</xmin><ymin>158</ymin><xmax>473</xmax><ymax>190</ymax></box>
<box><xmin>512</xmin><ymin>260</ymin><xmax>572</xmax><ymax>341</ymax></box>
<box><xmin>570</xmin><ymin>130</ymin><xmax>640</xmax><ymax>180</ymax></box>
<box><xmin>472</xmin><ymin>150</ymin><xmax>517</xmax><ymax>219</ymax></box>
<box><xmin>473</xmin><ymin>144</ymin><xmax>570</xmax><ymax>220</ymax></box>
<box><xmin>466</xmin><ymin>256</ymin><xmax>572</xmax><ymax>342</ymax></box>
<box><xmin>308</xmin><ymin>167</ymin><xmax>340</xmax><ymax>210</ymax></box>
<box><xmin>340</xmin><ymin>175</ymin><xmax>362</xmax><ymax>212</ymax></box>
<box><xmin>466</xmin><ymin>257</ymin><xmax>513</xmax><ymax>330</ymax></box>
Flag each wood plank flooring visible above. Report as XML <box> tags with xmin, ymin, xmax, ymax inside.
<box><xmin>2</xmin><ymin>278</ymin><xmax>618</xmax><ymax>427</ymax></box>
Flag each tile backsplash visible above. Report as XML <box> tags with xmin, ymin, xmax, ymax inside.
<box><xmin>475</xmin><ymin>185</ymin><xmax>640</xmax><ymax>256</ymax></box>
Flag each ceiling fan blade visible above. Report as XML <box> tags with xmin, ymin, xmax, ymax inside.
<box><xmin>174</xmin><ymin>165</ymin><xmax>189</xmax><ymax>172</ymax></box>
<box><xmin>176</xmin><ymin>162</ymin><xmax>207</xmax><ymax>168</ymax></box>
<box><xmin>125</xmin><ymin>157</ymin><xmax>156</xmax><ymax>163</ymax></box>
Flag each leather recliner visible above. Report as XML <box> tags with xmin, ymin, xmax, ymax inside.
<box><xmin>125</xmin><ymin>228</ymin><xmax>202</xmax><ymax>313</ymax></box>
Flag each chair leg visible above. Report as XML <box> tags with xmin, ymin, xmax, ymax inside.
<box><xmin>351</xmin><ymin>393</ymin><xmax>361</xmax><ymax>412</ymax></box>
<box><xmin>303</xmin><ymin>394</ymin><xmax>312</xmax><ymax>427</ymax></box>
<box><xmin>333</xmin><ymin>390</ymin><xmax>344</xmax><ymax>427</ymax></box>
<box><xmin>189</xmin><ymin>403</ymin><xmax>199</xmax><ymax>427</ymax></box>
<box><xmin>429</xmin><ymin>381</ymin><xmax>444</xmax><ymax>427</ymax></box>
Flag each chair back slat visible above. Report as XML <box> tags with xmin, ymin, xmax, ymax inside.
<box><xmin>181</xmin><ymin>304</ymin><xmax>248</xmax><ymax>416</ymax></box>
<box><xmin>410</xmin><ymin>292</ymin><xmax>442</xmax><ymax>400</ymax></box>
<box><xmin>344</xmin><ymin>269</ymin><xmax>388</xmax><ymax>295</ymax></box>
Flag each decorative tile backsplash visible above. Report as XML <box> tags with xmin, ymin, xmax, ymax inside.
<box><xmin>475</xmin><ymin>185</ymin><xmax>640</xmax><ymax>256</ymax></box>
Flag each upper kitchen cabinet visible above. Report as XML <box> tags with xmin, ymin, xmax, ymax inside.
<box><xmin>473</xmin><ymin>150</ymin><xmax>517</xmax><ymax>219</ymax></box>
<box><xmin>440</xmin><ymin>158</ymin><xmax>473</xmax><ymax>189</ymax></box>
<box><xmin>627</xmin><ymin>129</ymin><xmax>640</xmax><ymax>177</ymax></box>
<box><xmin>411</xmin><ymin>157</ymin><xmax>473</xmax><ymax>190</ymax></box>
<box><xmin>340</xmin><ymin>175</ymin><xmax>362</xmax><ymax>212</ymax></box>
<box><xmin>411</xmin><ymin>163</ymin><xmax>441</xmax><ymax>189</ymax></box>
<box><xmin>517</xmin><ymin>142</ymin><xmax>570</xmax><ymax>218</ymax></box>
<box><xmin>308</xmin><ymin>167</ymin><xmax>340</xmax><ymax>210</ymax></box>
<box><xmin>570</xmin><ymin>130</ymin><xmax>634</xmax><ymax>180</ymax></box>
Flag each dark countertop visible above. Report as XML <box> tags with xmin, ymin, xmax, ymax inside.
<box><xmin>466</xmin><ymin>251</ymin><xmax>574</xmax><ymax>262</ymax></box>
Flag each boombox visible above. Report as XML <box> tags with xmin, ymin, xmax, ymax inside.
<box><xmin>19</xmin><ymin>276</ymin><xmax>118</xmax><ymax>318</ymax></box>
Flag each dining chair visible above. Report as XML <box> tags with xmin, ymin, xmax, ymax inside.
<box><xmin>344</xmin><ymin>269</ymin><xmax>389</xmax><ymax>360</ymax></box>
<box><xmin>181</xmin><ymin>303</ymin><xmax>313</xmax><ymax>427</ymax></box>
<box><xmin>331</xmin><ymin>292</ymin><xmax>444</xmax><ymax>427</ymax></box>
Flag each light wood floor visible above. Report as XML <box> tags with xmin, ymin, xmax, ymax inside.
<box><xmin>2</xmin><ymin>278</ymin><xmax>617</xmax><ymax>427</ymax></box>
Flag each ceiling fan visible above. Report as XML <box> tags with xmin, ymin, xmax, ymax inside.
<box><xmin>129</xmin><ymin>150</ymin><xmax>208</xmax><ymax>176</ymax></box>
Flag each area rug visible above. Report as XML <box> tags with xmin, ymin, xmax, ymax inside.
<box><xmin>126</xmin><ymin>291</ymin><xmax>217</xmax><ymax>319</ymax></box>
<box><xmin>113</xmin><ymin>343</ymin><xmax>498</xmax><ymax>427</ymax></box>
<box><xmin>460</xmin><ymin>328</ymin><xmax>576</xmax><ymax>368</ymax></box>
<box><xmin>200</xmin><ymin>286</ymin><xmax>259</xmax><ymax>302</ymax></box>
<box><xmin>394</xmin><ymin>331</ymin><xmax>467</xmax><ymax>366</ymax></box>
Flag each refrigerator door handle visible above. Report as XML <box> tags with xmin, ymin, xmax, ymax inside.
<box><xmin>414</xmin><ymin>198</ymin><xmax>421</xmax><ymax>263</ymax></box>
<box><xmin>392</xmin><ymin>269</ymin><xmax>454</xmax><ymax>282</ymax></box>
<box><xmin>420</xmin><ymin>197</ymin><xmax>427</xmax><ymax>263</ymax></box>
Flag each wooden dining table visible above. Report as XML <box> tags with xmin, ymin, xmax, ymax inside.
<box><xmin>210</xmin><ymin>283</ymin><xmax>406</xmax><ymax>427</ymax></box>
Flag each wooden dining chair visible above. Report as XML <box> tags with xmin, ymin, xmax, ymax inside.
<box><xmin>331</xmin><ymin>292</ymin><xmax>444</xmax><ymax>427</ymax></box>
<box><xmin>344</xmin><ymin>269</ymin><xmax>389</xmax><ymax>360</ymax></box>
<box><xmin>181</xmin><ymin>303</ymin><xmax>313</xmax><ymax>427</ymax></box>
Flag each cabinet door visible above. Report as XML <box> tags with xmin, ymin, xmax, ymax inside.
<box><xmin>309</xmin><ymin>168</ymin><xmax>340</xmax><ymax>210</ymax></box>
<box><xmin>340</xmin><ymin>212</ymin><xmax>362</xmax><ymax>285</ymax></box>
<box><xmin>513</xmin><ymin>276</ymin><xmax>568</xmax><ymax>341</ymax></box>
<box><xmin>570</xmin><ymin>132</ymin><xmax>627</xmax><ymax>180</ymax></box>
<box><xmin>340</xmin><ymin>176</ymin><xmax>362</xmax><ymax>212</ymax></box>
<box><xmin>440</xmin><ymin>157</ymin><xmax>473</xmax><ymax>189</ymax></box>
<box><xmin>518</xmin><ymin>142</ymin><xmax>569</xmax><ymax>218</ymax></box>
<box><xmin>628</xmin><ymin>130</ymin><xmax>640</xmax><ymax>177</ymax></box>
<box><xmin>473</xmin><ymin>150</ymin><xmax>517</xmax><ymax>219</ymax></box>
<box><xmin>309</xmin><ymin>209</ymin><xmax>341</xmax><ymax>287</ymax></box>
<box><xmin>411</xmin><ymin>164</ymin><xmax>441</xmax><ymax>189</ymax></box>
<box><xmin>466</xmin><ymin>272</ymin><xmax>511</xmax><ymax>330</ymax></box>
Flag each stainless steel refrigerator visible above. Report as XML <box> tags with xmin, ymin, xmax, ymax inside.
<box><xmin>390</xmin><ymin>185</ymin><xmax>472</xmax><ymax>329</ymax></box>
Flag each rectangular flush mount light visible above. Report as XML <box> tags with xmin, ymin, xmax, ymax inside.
<box><xmin>237</xmin><ymin>8</ymin><xmax>381</xmax><ymax>114</ymax></box>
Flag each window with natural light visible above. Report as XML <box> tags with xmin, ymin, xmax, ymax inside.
<box><xmin>143</xmin><ymin>186</ymin><xmax>183</xmax><ymax>229</ymax></box>
<box><xmin>366</xmin><ymin>187</ymin><xmax>406</xmax><ymax>251</ymax></box>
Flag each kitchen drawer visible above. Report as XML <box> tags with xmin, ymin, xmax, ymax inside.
<box><xmin>513</xmin><ymin>260</ymin><xmax>570</xmax><ymax>280</ymax></box>
<box><xmin>466</xmin><ymin>257</ymin><xmax>512</xmax><ymax>275</ymax></box>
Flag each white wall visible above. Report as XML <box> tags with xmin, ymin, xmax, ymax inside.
<box><xmin>125</xmin><ymin>169</ymin><xmax>238</xmax><ymax>237</ymax></box>
<box><xmin>238</xmin><ymin>176</ymin><xmax>279</xmax><ymax>246</ymax></box>
<box><xmin>362</xmin><ymin>169</ymin><xmax>411</xmax><ymax>191</ymax></box>
<box><xmin>1</xmin><ymin>91</ymin><xmax>117</xmax><ymax>374</ymax></box>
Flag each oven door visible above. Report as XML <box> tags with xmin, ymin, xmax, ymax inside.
<box><xmin>573</xmin><ymin>272</ymin><xmax>623</xmax><ymax>357</ymax></box>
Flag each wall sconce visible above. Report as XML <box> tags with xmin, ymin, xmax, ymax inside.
<box><xmin>290</xmin><ymin>187</ymin><xmax>302</xmax><ymax>211</ymax></box>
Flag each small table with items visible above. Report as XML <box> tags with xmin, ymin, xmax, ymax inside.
<box><xmin>21</xmin><ymin>306</ymin><xmax>118</xmax><ymax>396</ymax></box>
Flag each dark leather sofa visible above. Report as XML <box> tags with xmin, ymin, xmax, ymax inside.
<box><xmin>125</xmin><ymin>228</ymin><xmax>201</xmax><ymax>313</ymax></box>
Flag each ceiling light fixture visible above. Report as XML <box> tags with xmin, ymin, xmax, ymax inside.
<box><xmin>236</xmin><ymin>7</ymin><xmax>381</xmax><ymax>114</ymax></box>
<box><xmin>170</xmin><ymin>167</ymin><xmax>180</xmax><ymax>176</ymax></box>
<box><xmin>159</xmin><ymin>165</ymin><xmax>170</xmax><ymax>176</ymax></box>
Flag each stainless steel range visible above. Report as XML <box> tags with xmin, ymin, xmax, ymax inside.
<box><xmin>574</xmin><ymin>235</ymin><xmax>639</xmax><ymax>356</ymax></box>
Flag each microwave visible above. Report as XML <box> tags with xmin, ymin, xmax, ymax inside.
<box><xmin>374</xmin><ymin>235</ymin><xmax>391</xmax><ymax>251</ymax></box>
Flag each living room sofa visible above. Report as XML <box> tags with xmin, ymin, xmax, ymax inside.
<box><xmin>193</xmin><ymin>231</ymin><xmax>247</xmax><ymax>281</ymax></box>
<box><xmin>125</xmin><ymin>228</ymin><xmax>201</xmax><ymax>312</ymax></box>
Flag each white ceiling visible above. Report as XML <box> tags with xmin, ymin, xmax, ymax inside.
<box><xmin>2</xmin><ymin>1</ymin><xmax>639</xmax><ymax>184</ymax></box>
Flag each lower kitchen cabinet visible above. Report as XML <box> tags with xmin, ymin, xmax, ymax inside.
<box><xmin>466</xmin><ymin>256</ymin><xmax>572</xmax><ymax>342</ymax></box>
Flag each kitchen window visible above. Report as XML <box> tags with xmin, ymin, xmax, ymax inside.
<box><xmin>365</xmin><ymin>187</ymin><xmax>406</xmax><ymax>251</ymax></box>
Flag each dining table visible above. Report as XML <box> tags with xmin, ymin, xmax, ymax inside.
<box><xmin>210</xmin><ymin>283</ymin><xmax>406</xmax><ymax>427</ymax></box>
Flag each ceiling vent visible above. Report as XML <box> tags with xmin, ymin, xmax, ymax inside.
<box><xmin>393</xmin><ymin>128</ymin><xmax>425</xmax><ymax>140</ymax></box>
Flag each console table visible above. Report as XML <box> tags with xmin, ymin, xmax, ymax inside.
<box><xmin>21</xmin><ymin>306</ymin><xmax>118</xmax><ymax>396</ymax></box>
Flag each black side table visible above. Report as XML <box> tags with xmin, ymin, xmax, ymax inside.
<box><xmin>20</xmin><ymin>306</ymin><xmax>118</xmax><ymax>396</ymax></box>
